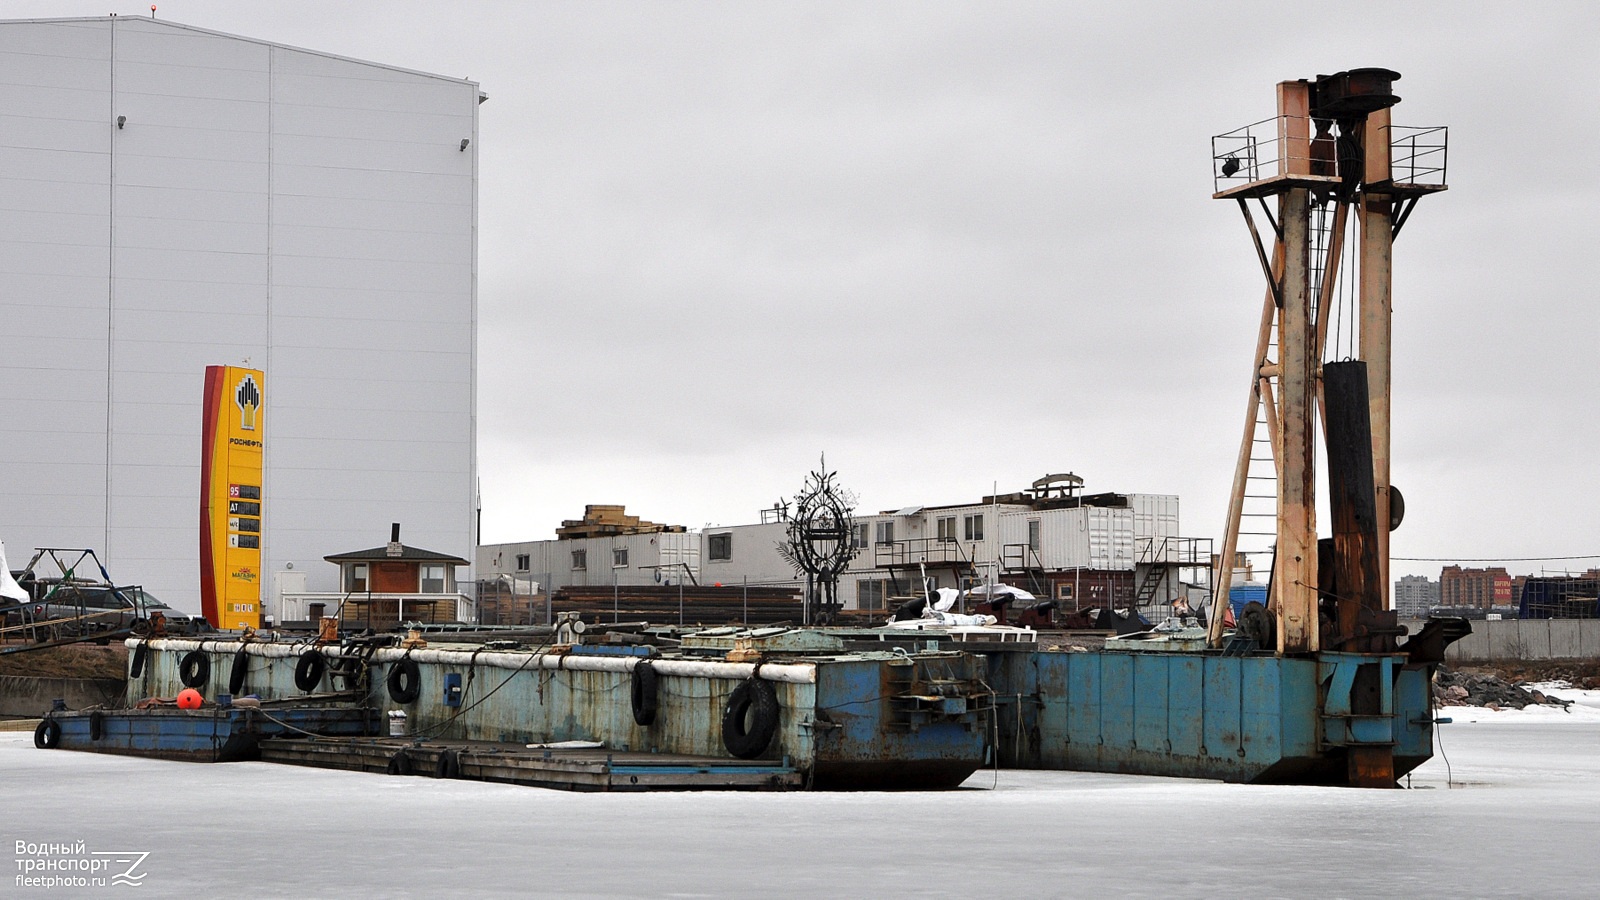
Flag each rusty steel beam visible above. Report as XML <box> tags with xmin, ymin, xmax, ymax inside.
<box><xmin>1238</xmin><ymin>199</ymin><xmax>1283</xmax><ymax>308</ymax></box>
<box><xmin>1356</xmin><ymin>160</ymin><xmax>1395</xmax><ymax>605</ymax></box>
<box><xmin>1210</xmin><ymin>236</ymin><xmax>1285</xmax><ymax>647</ymax></box>
<box><xmin>1276</xmin><ymin>187</ymin><xmax>1317</xmax><ymax>653</ymax></box>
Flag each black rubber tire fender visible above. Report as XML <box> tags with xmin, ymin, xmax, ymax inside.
<box><xmin>387</xmin><ymin>656</ymin><xmax>422</xmax><ymax>704</ymax></box>
<box><xmin>433</xmin><ymin>748</ymin><xmax>461</xmax><ymax>779</ymax></box>
<box><xmin>129</xmin><ymin>642</ymin><xmax>148</xmax><ymax>679</ymax></box>
<box><xmin>294</xmin><ymin>650</ymin><xmax>326</xmax><ymax>692</ymax></box>
<box><xmin>630</xmin><ymin>661</ymin><xmax>659</xmax><ymax>727</ymax></box>
<box><xmin>89</xmin><ymin>711</ymin><xmax>104</xmax><ymax>741</ymax></box>
<box><xmin>386</xmin><ymin>749</ymin><xmax>411</xmax><ymax>776</ymax></box>
<box><xmin>721</xmin><ymin>677</ymin><xmax>779</xmax><ymax>759</ymax></box>
<box><xmin>179</xmin><ymin>650</ymin><xmax>210</xmax><ymax>688</ymax></box>
<box><xmin>34</xmin><ymin>719</ymin><xmax>61</xmax><ymax>749</ymax></box>
<box><xmin>228</xmin><ymin>647</ymin><xmax>250</xmax><ymax>695</ymax></box>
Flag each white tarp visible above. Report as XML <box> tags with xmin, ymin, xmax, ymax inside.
<box><xmin>1</xmin><ymin>540</ymin><xmax>29</xmax><ymax>603</ymax></box>
<box><xmin>965</xmin><ymin>584</ymin><xmax>1035</xmax><ymax>602</ymax></box>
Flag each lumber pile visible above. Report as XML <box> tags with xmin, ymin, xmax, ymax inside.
<box><xmin>555</xmin><ymin>505</ymin><xmax>686</xmax><ymax>539</ymax></box>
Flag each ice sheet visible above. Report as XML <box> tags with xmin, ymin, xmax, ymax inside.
<box><xmin>4</xmin><ymin>720</ymin><xmax>1598</xmax><ymax>898</ymax></box>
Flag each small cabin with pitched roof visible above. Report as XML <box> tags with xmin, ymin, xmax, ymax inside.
<box><xmin>279</xmin><ymin>523</ymin><xmax>474</xmax><ymax>630</ymax></box>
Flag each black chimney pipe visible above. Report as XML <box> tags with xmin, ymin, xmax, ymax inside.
<box><xmin>390</xmin><ymin>522</ymin><xmax>400</xmax><ymax>543</ymax></box>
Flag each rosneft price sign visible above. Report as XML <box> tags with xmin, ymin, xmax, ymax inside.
<box><xmin>201</xmin><ymin>366</ymin><xmax>264</xmax><ymax>630</ymax></box>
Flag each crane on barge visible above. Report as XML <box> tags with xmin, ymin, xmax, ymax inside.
<box><xmin>1206</xmin><ymin>69</ymin><xmax>1460</xmax><ymax>784</ymax></box>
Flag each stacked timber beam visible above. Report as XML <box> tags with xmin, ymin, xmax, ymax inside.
<box><xmin>555</xmin><ymin>504</ymin><xmax>685</xmax><ymax>539</ymax></box>
<box><xmin>552</xmin><ymin>585</ymin><xmax>802</xmax><ymax>626</ymax></box>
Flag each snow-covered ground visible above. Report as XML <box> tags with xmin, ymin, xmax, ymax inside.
<box><xmin>1438</xmin><ymin>685</ymin><xmax>1600</xmax><ymax>724</ymax></box>
<box><xmin>5</xmin><ymin>707</ymin><xmax>1598</xmax><ymax>899</ymax></box>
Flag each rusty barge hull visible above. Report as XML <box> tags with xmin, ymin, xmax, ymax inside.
<box><xmin>117</xmin><ymin>638</ymin><xmax>991</xmax><ymax>790</ymax></box>
<box><xmin>979</xmin><ymin>647</ymin><xmax>1433</xmax><ymax>784</ymax></box>
<box><xmin>89</xmin><ymin>634</ymin><xmax>1436</xmax><ymax>788</ymax></box>
<box><xmin>34</xmin><ymin>705</ymin><xmax>379</xmax><ymax>762</ymax></box>
<box><xmin>257</xmin><ymin>738</ymin><xmax>804</xmax><ymax>792</ymax></box>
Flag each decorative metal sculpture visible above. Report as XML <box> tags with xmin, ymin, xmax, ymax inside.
<box><xmin>778</xmin><ymin>459</ymin><xmax>859</xmax><ymax>625</ymax></box>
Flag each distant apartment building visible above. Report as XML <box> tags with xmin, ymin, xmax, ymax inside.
<box><xmin>1393</xmin><ymin>574</ymin><xmax>1439</xmax><ymax>617</ymax></box>
<box><xmin>1438</xmin><ymin>566</ymin><xmax>1512</xmax><ymax>609</ymax></box>
<box><xmin>1517</xmin><ymin>569</ymin><xmax>1600</xmax><ymax>619</ymax></box>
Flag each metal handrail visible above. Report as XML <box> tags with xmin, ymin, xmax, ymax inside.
<box><xmin>872</xmin><ymin>538</ymin><xmax>973</xmax><ymax>569</ymax></box>
<box><xmin>1212</xmin><ymin>115</ymin><xmax>1335</xmax><ymax>192</ymax></box>
<box><xmin>1386</xmin><ymin>124</ymin><xmax>1448</xmax><ymax>185</ymax></box>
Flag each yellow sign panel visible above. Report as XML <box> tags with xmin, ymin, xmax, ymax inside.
<box><xmin>201</xmin><ymin>366</ymin><xmax>264</xmax><ymax>630</ymax></box>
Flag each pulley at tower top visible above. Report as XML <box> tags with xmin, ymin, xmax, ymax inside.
<box><xmin>1210</xmin><ymin>68</ymin><xmax>1447</xmax><ymax>207</ymax></box>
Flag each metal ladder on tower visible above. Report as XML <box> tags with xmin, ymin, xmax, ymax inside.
<box><xmin>1237</xmin><ymin>197</ymin><xmax>1342</xmax><ymax>596</ymax></box>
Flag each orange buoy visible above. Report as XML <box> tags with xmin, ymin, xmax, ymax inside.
<box><xmin>176</xmin><ymin>688</ymin><xmax>203</xmax><ymax>709</ymax></box>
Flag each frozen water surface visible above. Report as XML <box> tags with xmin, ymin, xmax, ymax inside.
<box><xmin>4</xmin><ymin>698</ymin><xmax>1598</xmax><ymax>898</ymax></box>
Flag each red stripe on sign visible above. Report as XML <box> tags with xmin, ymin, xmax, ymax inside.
<box><xmin>199</xmin><ymin>366</ymin><xmax>222</xmax><ymax>627</ymax></box>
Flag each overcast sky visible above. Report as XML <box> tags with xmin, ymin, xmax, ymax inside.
<box><xmin>16</xmin><ymin>1</ymin><xmax>1600</xmax><ymax>579</ymax></box>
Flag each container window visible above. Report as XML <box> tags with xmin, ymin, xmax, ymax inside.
<box><xmin>857</xmin><ymin>580</ymin><xmax>887</xmax><ymax>611</ymax></box>
<box><xmin>708</xmin><ymin>533</ymin><xmax>732</xmax><ymax>561</ymax></box>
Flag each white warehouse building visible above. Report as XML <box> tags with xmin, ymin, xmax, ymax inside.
<box><xmin>0</xmin><ymin>17</ymin><xmax>480</xmax><ymax>618</ymax></box>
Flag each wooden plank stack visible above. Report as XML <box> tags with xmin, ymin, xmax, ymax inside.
<box><xmin>554</xmin><ymin>504</ymin><xmax>686</xmax><ymax>539</ymax></box>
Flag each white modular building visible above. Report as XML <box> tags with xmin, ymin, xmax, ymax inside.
<box><xmin>484</xmin><ymin>530</ymin><xmax>703</xmax><ymax>593</ymax></box>
<box><xmin>0</xmin><ymin>17</ymin><xmax>480</xmax><ymax>618</ymax></box>
<box><xmin>840</xmin><ymin>492</ymin><xmax>1183</xmax><ymax>611</ymax></box>
<box><xmin>478</xmin><ymin>481</ymin><xmax>1204</xmax><ymax>617</ymax></box>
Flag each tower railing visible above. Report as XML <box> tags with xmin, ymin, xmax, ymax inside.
<box><xmin>1385</xmin><ymin>124</ymin><xmax>1448</xmax><ymax>186</ymax></box>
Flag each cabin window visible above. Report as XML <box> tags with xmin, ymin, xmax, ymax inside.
<box><xmin>708</xmin><ymin>533</ymin><xmax>732</xmax><ymax>561</ymax></box>
<box><xmin>515</xmin><ymin>554</ymin><xmax>530</xmax><ymax>572</ymax></box>
<box><xmin>572</xmin><ymin>549</ymin><xmax>587</xmax><ymax>570</ymax></box>
<box><xmin>349</xmin><ymin>563</ymin><xmax>368</xmax><ymax>592</ymax></box>
<box><xmin>875</xmin><ymin>522</ymin><xmax>894</xmax><ymax>545</ymax></box>
<box><xmin>936</xmin><ymin>517</ymin><xmax>956</xmax><ymax>543</ymax></box>
<box><xmin>851</xmin><ymin>523</ymin><xmax>868</xmax><ymax>549</ymax></box>
<box><xmin>613</xmin><ymin>547</ymin><xmax>629</xmax><ymax>568</ymax></box>
<box><xmin>964</xmin><ymin>514</ymin><xmax>984</xmax><ymax>541</ymax></box>
<box><xmin>420</xmin><ymin>564</ymin><xmax>446</xmax><ymax>593</ymax></box>
<box><xmin>1028</xmin><ymin>519</ymin><xmax>1041</xmax><ymax>552</ymax></box>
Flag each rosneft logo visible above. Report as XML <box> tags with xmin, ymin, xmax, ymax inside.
<box><xmin>235</xmin><ymin>374</ymin><xmax>261</xmax><ymax>431</ymax></box>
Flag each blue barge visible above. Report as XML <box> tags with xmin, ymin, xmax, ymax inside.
<box><xmin>979</xmin><ymin>647</ymin><xmax>1434</xmax><ymax>784</ymax></box>
<box><xmin>110</xmin><ymin>633</ymin><xmax>994</xmax><ymax>789</ymax></box>
<box><xmin>33</xmin><ymin>705</ymin><xmax>379</xmax><ymax>762</ymax></box>
<box><xmin>47</xmin><ymin>623</ymin><xmax>1448</xmax><ymax>789</ymax></box>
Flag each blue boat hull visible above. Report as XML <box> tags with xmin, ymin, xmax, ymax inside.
<box><xmin>37</xmin><ymin>707</ymin><xmax>380</xmax><ymax>763</ymax></box>
<box><xmin>983</xmin><ymin>649</ymin><xmax>1434</xmax><ymax>785</ymax></box>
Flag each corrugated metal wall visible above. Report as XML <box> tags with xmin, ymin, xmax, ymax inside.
<box><xmin>0</xmin><ymin>18</ymin><xmax>480</xmax><ymax>615</ymax></box>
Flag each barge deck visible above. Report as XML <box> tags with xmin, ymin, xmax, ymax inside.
<box><xmin>260</xmin><ymin>737</ymin><xmax>803</xmax><ymax>791</ymax></box>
